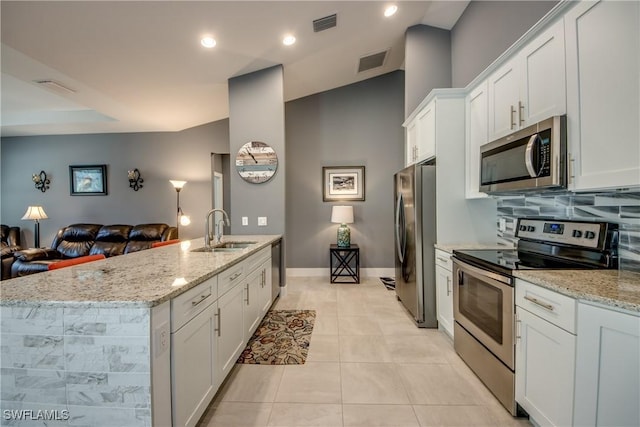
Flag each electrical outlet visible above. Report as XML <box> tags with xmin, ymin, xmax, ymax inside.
<box><xmin>242</xmin><ymin>217</ymin><xmax>248</xmax><ymax>226</ymax></box>
<box><xmin>154</xmin><ymin>321</ymin><xmax>169</xmax><ymax>356</ymax></box>
<box><xmin>258</xmin><ymin>217</ymin><xmax>267</xmax><ymax>226</ymax></box>
<box><xmin>498</xmin><ymin>218</ymin><xmax>507</xmax><ymax>232</ymax></box>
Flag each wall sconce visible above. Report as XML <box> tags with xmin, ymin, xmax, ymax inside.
<box><xmin>170</xmin><ymin>180</ymin><xmax>191</xmax><ymax>237</ymax></box>
<box><xmin>32</xmin><ymin>171</ymin><xmax>50</xmax><ymax>193</ymax></box>
<box><xmin>128</xmin><ymin>168</ymin><xmax>144</xmax><ymax>191</ymax></box>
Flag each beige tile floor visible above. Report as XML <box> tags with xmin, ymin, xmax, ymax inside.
<box><xmin>197</xmin><ymin>276</ymin><xmax>532</xmax><ymax>427</ymax></box>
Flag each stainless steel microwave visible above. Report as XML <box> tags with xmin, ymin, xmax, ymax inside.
<box><xmin>479</xmin><ymin>115</ymin><xmax>566</xmax><ymax>194</ymax></box>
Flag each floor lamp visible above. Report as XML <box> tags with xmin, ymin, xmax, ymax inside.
<box><xmin>22</xmin><ymin>206</ymin><xmax>48</xmax><ymax>248</ymax></box>
<box><xmin>170</xmin><ymin>180</ymin><xmax>190</xmax><ymax>237</ymax></box>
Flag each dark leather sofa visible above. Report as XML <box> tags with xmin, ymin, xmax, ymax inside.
<box><xmin>11</xmin><ymin>223</ymin><xmax>177</xmax><ymax>278</ymax></box>
<box><xmin>1</xmin><ymin>225</ymin><xmax>22</xmax><ymax>280</ymax></box>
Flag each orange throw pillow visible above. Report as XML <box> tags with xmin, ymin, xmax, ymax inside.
<box><xmin>48</xmin><ymin>254</ymin><xmax>106</xmax><ymax>270</ymax></box>
<box><xmin>151</xmin><ymin>239</ymin><xmax>180</xmax><ymax>248</ymax></box>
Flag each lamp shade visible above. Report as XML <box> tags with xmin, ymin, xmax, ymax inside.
<box><xmin>21</xmin><ymin>206</ymin><xmax>48</xmax><ymax>221</ymax></box>
<box><xmin>331</xmin><ymin>206</ymin><xmax>354</xmax><ymax>224</ymax></box>
<box><xmin>170</xmin><ymin>180</ymin><xmax>186</xmax><ymax>190</ymax></box>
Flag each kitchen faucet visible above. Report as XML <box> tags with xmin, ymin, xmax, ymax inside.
<box><xmin>205</xmin><ymin>209</ymin><xmax>230</xmax><ymax>248</ymax></box>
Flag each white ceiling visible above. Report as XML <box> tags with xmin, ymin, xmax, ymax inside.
<box><xmin>0</xmin><ymin>1</ymin><xmax>469</xmax><ymax>137</ymax></box>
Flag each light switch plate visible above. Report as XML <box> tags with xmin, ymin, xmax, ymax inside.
<box><xmin>258</xmin><ymin>217</ymin><xmax>267</xmax><ymax>226</ymax></box>
<box><xmin>242</xmin><ymin>217</ymin><xmax>248</xmax><ymax>226</ymax></box>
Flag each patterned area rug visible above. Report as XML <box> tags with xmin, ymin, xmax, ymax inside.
<box><xmin>237</xmin><ymin>309</ymin><xmax>316</xmax><ymax>365</ymax></box>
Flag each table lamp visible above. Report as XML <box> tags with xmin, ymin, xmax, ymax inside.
<box><xmin>331</xmin><ymin>205</ymin><xmax>354</xmax><ymax>248</ymax></box>
<box><xmin>22</xmin><ymin>206</ymin><xmax>48</xmax><ymax>248</ymax></box>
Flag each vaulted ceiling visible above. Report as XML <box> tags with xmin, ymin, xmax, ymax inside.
<box><xmin>1</xmin><ymin>1</ymin><xmax>469</xmax><ymax>137</ymax></box>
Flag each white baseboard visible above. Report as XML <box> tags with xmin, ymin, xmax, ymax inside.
<box><xmin>286</xmin><ymin>268</ymin><xmax>395</xmax><ymax>278</ymax></box>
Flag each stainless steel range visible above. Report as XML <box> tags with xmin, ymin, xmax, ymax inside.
<box><xmin>452</xmin><ymin>218</ymin><xmax>618</xmax><ymax>416</ymax></box>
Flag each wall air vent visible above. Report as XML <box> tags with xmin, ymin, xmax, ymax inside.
<box><xmin>34</xmin><ymin>79</ymin><xmax>76</xmax><ymax>94</ymax></box>
<box><xmin>313</xmin><ymin>14</ymin><xmax>337</xmax><ymax>32</ymax></box>
<box><xmin>357</xmin><ymin>50</ymin><xmax>388</xmax><ymax>73</ymax></box>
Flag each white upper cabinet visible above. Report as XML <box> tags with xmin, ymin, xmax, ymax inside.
<box><xmin>405</xmin><ymin>120</ymin><xmax>418</xmax><ymax>166</ymax></box>
<box><xmin>404</xmin><ymin>99</ymin><xmax>436</xmax><ymax>166</ymax></box>
<box><xmin>488</xmin><ymin>19</ymin><xmax>566</xmax><ymax>141</ymax></box>
<box><xmin>565</xmin><ymin>0</ymin><xmax>640</xmax><ymax>191</ymax></box>
<box><xmin>465</xmin><ymin>81</ymin><xmax>489</xmax><ymax>199</ymax></box>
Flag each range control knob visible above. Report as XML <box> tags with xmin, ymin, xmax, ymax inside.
<box><xmin>527</xmin><ymin>226</ymin><xmax>535</xmax><ymax>232</ymax></box>
<box><xmin>572</xmin><ymin>230</ymin><xmax>583</xmax><ymax>238</ymax></box>
<box><xmin>519</xmin><ymin>225</ymin><xmax>527</xmax><ymax>232</ymax></box>
<box><xmin>585</xmin><ymin>231</ymin><xmax>596</xmax><ymax>240</ymax></box>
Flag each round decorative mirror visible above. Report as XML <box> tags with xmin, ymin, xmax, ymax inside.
<box><xmin>235</xmin><ymin>141</ymin><xmax>278</xmax><ymax>184</ymax></box>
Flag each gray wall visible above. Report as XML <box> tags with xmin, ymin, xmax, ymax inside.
<box><xmin>285</xmin><ymin>71</ymin><xmax>405</xmax><ymax>269</ymax></box>
<box><xmin>451</xmin><ymin>1</ymin><xmax>558</xmax><ymax>87</ymax></box>
<box><xmin>0</xmin><ymin>119</ymin><xmax>229</xmax><ymax>247</ymax></box>
<box><xmin>404</xmin><ymin>25</ymin><xmax>452</xmax><ymax>117</ymax></box>
<box><xmin>228</xmin><ymin>66</ymin><xmax>286</xmax><ymax>236</ymax></box>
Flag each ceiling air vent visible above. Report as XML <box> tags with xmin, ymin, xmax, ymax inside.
<box><xmin>34</xmin><ymin>79</ymin><xmax>76</xmax><ymax>94</ymax></box>
<box><xmin>313</xmin><ymin>14</ymin><xmax>337</xmax><ymax>32</ymax></box>
<box><xmin>357</xmin><ymin>50</ymin><xmax>388</xmax><ymax>73</ymax></box>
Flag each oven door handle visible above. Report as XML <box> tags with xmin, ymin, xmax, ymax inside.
<box><xmin>454</xmin><ymin>258</ymin><xmax>512</xmax><ymax>286</ymax></box>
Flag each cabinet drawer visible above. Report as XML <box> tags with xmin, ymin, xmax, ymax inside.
<box><xmin>245</xmin><ymin>246</ymin><xmax>271</xmax><ymax>275</ymax></box>
<box><xmin>218</xmin><ymin>261</ymin><xmax>245</xmax><ymax>297</ymax></box>
<box><xmin>516</xmin><ymin>279</ymin><xmax>576</xmax><ymax>334</ymax></box>
<box><xmin>171</xmin><ymin>276</ymin><xmax>217</xmax><ymax>332</ymax></box>
<box><xmin>435</xmin><ymin>249</ymin><xmax>452</xmax><ymax>270</ymax></box>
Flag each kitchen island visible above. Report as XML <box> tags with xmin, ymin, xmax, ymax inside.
<box><xmin>0</xmin><ymin>235</ymin><xmax>281</xmax><ymax>426</ymax></box>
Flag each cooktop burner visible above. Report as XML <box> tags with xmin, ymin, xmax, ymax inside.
<box><xmin>453</xmin><ymin>218</ymin><xmax>619</xmax><ymax>276</ymax></box>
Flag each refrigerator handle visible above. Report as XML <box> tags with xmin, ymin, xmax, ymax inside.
<box><xmin>395</xmin><ymin>193</ymin><xmax>405</xmax><ymax>263</ymax></box>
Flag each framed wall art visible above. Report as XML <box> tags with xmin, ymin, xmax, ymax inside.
<box><xmin>69</xmin><ymin>164</ymin><xmax>108</xmax><ymax>196</ymax></box>
<box><xmin>322</xmin><ymin>166</ymin><xmax>365</xmax><ymax>202</ymax></box>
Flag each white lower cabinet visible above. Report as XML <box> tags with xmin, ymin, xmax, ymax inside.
<box><xmin>170</xmin><ymin>248</ymin><xmax>273</xmax><ymax>425</ymax></box>
<box><xmin>573</xmin><ymin>303</ymin><xmax>640</xmax><ymax>427</ymax></box>
<box><xmin>515</xmin><ymin>279</ymin><xmax>576</xmax><ymax>427</ymax></box>
<box><xmin>172</xmin><ymin>301</ymin><xmax>218</xmax><ymax>427</ymax></box>
<box><xmin>515</xmin><ymin>306</ymin><xmax>575</xmax><ymax>427</ymax></box>
<box><xmin>216</xmin><ymin>281</ymin><xmax>246</xmax><ymax>385</ymax></box>
<box><xmin>434</xmin><ymin>250</ymin><xmax>453</xmax><ymax>338</ymax></box>
<box><xmin>243</xmin><ymin>265</ymin><xmax>264</xmax><ymax>339</ymax></box>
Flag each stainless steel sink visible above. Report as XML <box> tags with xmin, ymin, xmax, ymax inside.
<box><xmin>215</xmin><ymin>241</ymin><xmax>256</xmax><ymax>249</ymax></box>
<box><xmin>190</xmin><ymin>241</ymin><xmax>257</xmax><ymax>253</ymax></box>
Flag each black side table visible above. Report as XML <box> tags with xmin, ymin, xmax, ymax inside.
<box><xmin>330</xmin><ymin>244</ymin><xmax>360</xmax><ymax>284</ymax></box>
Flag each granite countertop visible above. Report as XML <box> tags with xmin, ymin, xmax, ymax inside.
<box><xmin>514</xmin><ymin>269</ymin><xmax>640</xmax><ymax>313</ymax></box>
<box><xmin>0</xmin><ymin>235</ymin><xmax>281</xmax><ymax>308</ymax></box>
<box><xmin>434</xmin><ymin>242</ymin><xmax>514</xmax><ymax>254</ymax></box>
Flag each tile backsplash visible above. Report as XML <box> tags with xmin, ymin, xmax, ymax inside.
<box><xmin>496</xmin><ymin>192</ymin><xmax>640</xmax><ymax>272</ymax></box>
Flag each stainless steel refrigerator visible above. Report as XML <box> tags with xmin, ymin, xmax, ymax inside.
<box><xmin>394</xmin><ymin>163</ymin><xmax>437</xmax><ymax>327</ymax></box>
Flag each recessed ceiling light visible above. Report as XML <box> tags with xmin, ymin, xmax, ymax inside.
<box><xmin>200</xmin><ymin>36</ymin><xmax>216</xmax><ymax>48</ymax></box>
<box><xmin>384</xmin><ymin>5</ymin><xmax>398</xmax><ymax>17</ymax></box>
<box><xmin>283</xmin><ymin>35</ymin><xmax>296</xmax><ymax>46</ymax></box>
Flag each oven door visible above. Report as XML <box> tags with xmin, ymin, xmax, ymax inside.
<box><xmin>453</xmin><ymin>258</ymin><xmax>515</xmax><ymax>370</ymax></box>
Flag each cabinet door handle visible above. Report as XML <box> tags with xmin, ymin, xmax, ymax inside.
<box><xmin>569</xmin><ymin>157</ymin><xmax>576</xmax><ymax>181</ymax></box>
<box><xmin>245</xmin><ymin>284</ymin><xmax>250</xmax><ymax>305</ymax></box>
<box><xmin>215</xmin><ymin>307</ymin><xmax>221</xmax><ymax>337</ymax></box>
<box><xmin>515</xmin><ymin>311</ymin><xmax>521</xmax><ymax>341</ymax></box>
<box><xmin>518</xmin><ymin>101</ymin><xmax>525</xmax><ymax>126</ymax></box>
<box><xmin>524</xmin><ymin>295</ymin><xmax>554</xmax><ymax>311</ymax></box>
<box><xmin>510</xmin><ymin>105</ymin><xmax>516</xmax><ymax>130</ymax></box>
<box><xmin>446</xmin><ymin>276</ymin><xmax>451</xmax><ymax>296</ymax></box>
<box><xmin>191</xmin><ymin>293</ymin><xmax>210</xmax><ymax>307</ymax></box>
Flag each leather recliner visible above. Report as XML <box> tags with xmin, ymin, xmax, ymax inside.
<box><xmin>10</xmin><ymin>223</ymin><xmax>177</xmax><ymax>278</ymax></box>
<box><xmin>1</xmin><ymin>225</ymin><xmax>22</xmax><ymax>280</ymax></box>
